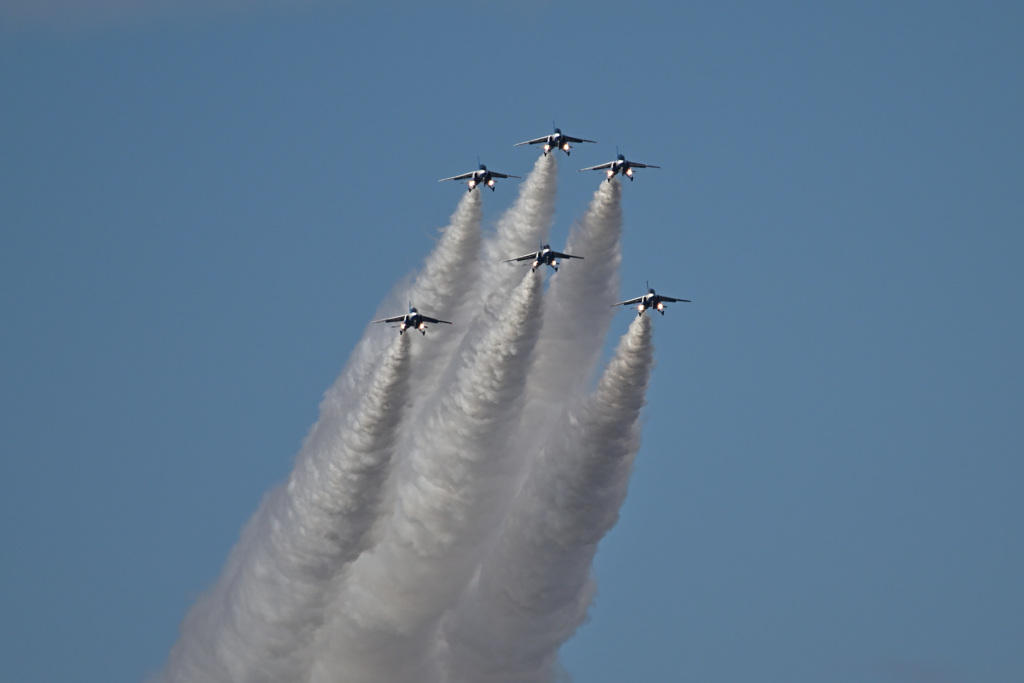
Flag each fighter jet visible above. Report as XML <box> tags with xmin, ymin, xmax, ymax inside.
<box><xmin>503</xmin><ymin>242</ymin><xmax>584</xmax><ymax>272</ymax></box>
<box><xmin>579</xmin><ymin>151</ymin><xmax>660</xmax><ymax>182</ymax></box>
<box><xmin>439</xmin><ymin>162</ymin><xmax>521</xmax><ymax>192</ymax></box>
<box><xmin>372</xmin><ymin>305</ymin><xmax>452</xmax><ymax>335</ymax></box>
<box><xmin>514</xmin><ymin>124</ymin><xmax>596</xmax><ymax>156</ymax></box>
<box><xmin>613</xmin><ymin>283</ymin><xmax>690</xmax><ymax>316</ymax></box>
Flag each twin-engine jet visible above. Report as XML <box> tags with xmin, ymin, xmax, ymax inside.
<box><xmin>439</xmin><ymin>163</ymin><xmax>521</xmax><ymax>192</ymax></box>
<box><xmin>614</xmin><ymin>283</ymin><xmax>690</xmax><ymax>316</ymax></box>
<box><xmin>372</xmin><ymin>306</ymin><xmax>452</xmax><ymax>335</ymax></box>
<box><xmin>514</xmin><ymin>126</ymin><xmax>597</xmax><ymax>156</ymax></box>
<box><xmin>579</xmin><ymin>153</ymin><xmax>660</xmax><ymax>181</ymax></box>
<box><xmin>503</xmin><ymin>243</ymin><xmax>584</xmax><ymax>272</ymax></box>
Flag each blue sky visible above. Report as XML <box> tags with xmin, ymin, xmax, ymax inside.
<box><xmin>2</xmin><ymin>2</ymin><xmax>1022</xmax><ymax>681</ymax></box>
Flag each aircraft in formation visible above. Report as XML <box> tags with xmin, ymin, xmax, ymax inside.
<box><xmin>502</xmin><ymin>242</ymin><xmax>584</xmax><ymax>272</ymax></box>
<box><xmin>514</xmin><ymin>125</ymin><xmax>597</xmax><ymax>156</ymax></box>
<box><xmin>439</xmin><ymin>162</ymin><xmax>521</xmax><ymax>192</ymax></box>
<box><xmin>375</xmin><ymin>281</ymin><xmax>691</xmax><ymax>333</ymax></box>
<box><xmin>379</xmin><ymin>127</ymin><xmax>687</xmax><ymax>333</ymax></box>
<box><xmin>372</xmin><ymin>305</ymin><xmax>452</xmax><ymax>335</ymax></box>
<box><xmin>442</xmin><ymin>130</ymin><xmax>658</xmax><ymax>193</ymax></box>
<box><xmin>579</xmin><ymin>152</ymin><xmax>661</xmax><ymax>182</ymax></box>
<box><xmin>613</xmin><ymin>283</ymin><xmax>691</xmax><ymax>317</ymax></box>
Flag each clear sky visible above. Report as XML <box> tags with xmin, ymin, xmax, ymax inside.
<box><xmin>2</xmin><ymin>2</ymin><xmax>1023</xmax><ymax>681</ymax></box>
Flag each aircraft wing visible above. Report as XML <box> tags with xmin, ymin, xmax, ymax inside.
<box><xmin>438</xmin><ymin>172</ymin><xmax>475</xmax><ymax>182</ymax></box>
<box><xmin>563</xmin><ymin>135</ymin><xmax>596</xmax><ymax>144</ymax></box>
<box><xmin>371</xmin><ymin>315</ymin><xmax>406</xmax><ymax>324</ymax></box>
<box><xmin>613</xmin><ymin>296</ymin><xmax>645</xmax><ymax>307</ymax></box>
<box><xmin>514</xmin><ymin>136</ymin><xmax>548</xmax><ymax>146</ymax></box>
<box><xmin>502</xmin><ymin>251</ymin><xmax>540</xmax><ymax>263</ymax></box>
<box><xmin>420</xmin><ymin>316</ymin><xmax>453</xmax><ymax>325</ymax></box>
<box><xmin>578</xmin><ymin>161</ymin><xmax>615</xmax><ymax>172</ymax></box>
<box><xmin>549</xmin><ymin>250</ymin><xmax>583</xmax><ymax>260</ymax></box>
<box><xmin>629</xmin><ymin>161</ymin><xmax>661</xmax><ymax>169</ymax></box>
<box><xmin>489</xmin><ymin>171</ymin><xmax>521</xmax><ymax>179</ymax></box>
<box><xmin>659</xmin><ymin>295</ymin><xmax>691</xmax><ymax>303</ymax></box>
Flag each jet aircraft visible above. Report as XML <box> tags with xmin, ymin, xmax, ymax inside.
<box><xmin>372</xmin><ymin>305</ymin><xmax>452</xmax><ymax>335</ymax></box>
<box><xmin>439</xmin><ymin>162</ymin><xmax>521</xmax><ymax>192</ymax></box>
<box><xmin>514</xmin><ymin>125</ymin><xmax>597</xmax><ymax>156</ymax></box>
<box><xmin>579</xmin><ymin>152</ymin><xmax>660</xmax><ymax>181</ymax></box>
<box><xmin>503</xmin><ymin>242</ymin><xmax>584</xmax><ymax>272</ymax></box>
<box><xmin>613</xmin><ymin>283</ymin><xmax>690</xmax><ymax>316</ymax></box>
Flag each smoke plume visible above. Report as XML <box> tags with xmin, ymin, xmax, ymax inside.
<box><xmin>159</xmin><ymin>157</ymin><xmax>664</xmax><ymax>683</ymax></box>
<box><xmin>441</xmin><ymin>315</ymin><xmax>655</xmax><ymax>683</ymax></box>
<box><xmin>164</xmin><ymin>332</ymin><xmax>413</xmax><ymax>683</ymax></box>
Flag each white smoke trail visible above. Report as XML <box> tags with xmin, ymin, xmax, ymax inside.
<box><xmin>531</xmin><ymin>177</ymin><xmax>624</xmax><ymax>402</ymax></box>
<box><xmin>479</xmin><ymin>153</ymin><xmax>558</xmax><ymax>309</ymax></box>
<box><xmin>441</xmin><ymin>314</ymin><xmax>655</xmax><ymax>683</ymax></box>
<box><xmin>506</xmin><ymin>178</ymin><xmax>624</xmax><ymax>511</ymax></box>
<box><xmin>406</xmin><ymin>188</ymin><xmax>484</xmax><ymax>315</ymax></box>
<box><xmin>402</xmin><ymin>152</ymin><xmax>558</xmax><ymax>449</ymax></box>
<box><xmin>403</xmin><ymin>154</ymin><xmax>556</xmax><ymax>422</ymax></box>
<box><xmin>160</xmin><ymin>157</ymin><xmax>665</xmax><ymax>683</ymax></box>
<box><xmin>310</xmin><ymin>271</ymin><xmax>545</xmax><ymax>683</ymax></box>
<box><xmin>160</xmin><ymin>332</ymin><xmax>414</xmax><ymax>683</ymax></box>
<box><xmin>337</xmin><ymin>190</ymin><xmax>483</xmax><ymax>408</ymax></box>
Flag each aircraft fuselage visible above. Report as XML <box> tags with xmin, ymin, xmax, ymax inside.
<box><xmin>635</xmin><ymin>291</ymin><xmax>667</xmax><ymax>316</ymax></box>
<box><xmin>466</xmin><ymin>167</ymin><xmax>498</xmax><ymax>192</ymax></box>
<box><xmin>542</xmin><ymin>133</ymin><xmax>573</xmax><ymax>156</ymax></box>
<box><xmin>530</xmin><ymin>246</ymin><xmax>561</xmax><ymax>272</ymax></box>
<box><xmin>398</xmin><ymin>309</ymin><xmax>428</xmax><ymax>335</ymax></box>
<box><xmin>606</xmin><ymin>157</ymin><xmax>635</xmax><ymax>181</ymax></box>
